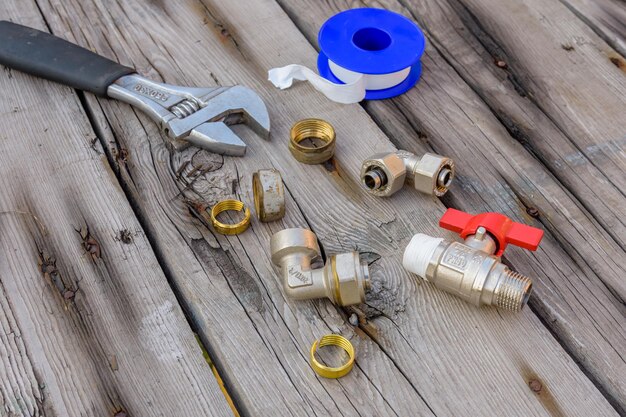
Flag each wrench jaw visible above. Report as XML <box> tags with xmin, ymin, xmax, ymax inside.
<box><xmin>186</xmin><ymin>122</ymin><xmax>248</xmax><ymax>156</ymax></box>
<box><xmin>108</xmin><ymin>74</ymin><xmax>271</xmax><ymax>155</ymax></box>
<box><xmin>216</xmin><ymin>85</ymin><xmax>271</xmax><ymax>141</ymax></box>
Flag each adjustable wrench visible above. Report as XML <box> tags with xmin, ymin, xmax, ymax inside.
<box><xmin>0</xmin><ymin>21</ymin><xmax>270</xmax><ymax>156</ymax></box>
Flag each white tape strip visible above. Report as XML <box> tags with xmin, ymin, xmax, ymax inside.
<box><xmin>268</xmin><ymin>60</ymin><xmax>411</xmax><ymax>104</ymax></box>
<box><xmin>402</xmin><ymin>234</ymin><xmax>443</xmax><ymax>279</ymax></box>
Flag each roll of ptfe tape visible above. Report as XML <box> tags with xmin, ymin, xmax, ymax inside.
<box><xmin>268</xmin><ymin>8</ymin><xmax>425</xmax><ymax>103</ymax></box>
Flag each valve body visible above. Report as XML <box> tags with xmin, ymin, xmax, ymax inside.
<box><xmin>403</xmin><ymin>209</ymin><xmax>543</xmax><ymax>312</ymax></box>
<box><xmin>270</xmin><ymin>228</ymin><xmax>369</xmax><ymax>306</ymax></box>
<box><xmin>403</xmin><ymin>233</ymin><xmax>532</xmax><ymax>311</ymax></box>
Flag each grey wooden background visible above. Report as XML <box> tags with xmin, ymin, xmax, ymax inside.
<box><xmin>0</xmin><ymin>0</ymin><xmax>624</xmax><ymax>416</ymax></box>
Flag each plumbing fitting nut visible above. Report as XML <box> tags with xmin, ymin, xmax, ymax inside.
<box><xmin>270</xmin><ymin>228</ymin><xmax>369</xmax><ymax>306</ymax></box>
<box><xmin>310</xmin><ymin>334</ymin><xmax>355</xmax><ymax>378</ymax></box>
<box><xmin>210</xmin><ymin>199</ymin><xmax>251</xmax><ymax>235</ymax></box>
<box><xmin>253</xmin><ymin>169</ymin><xmax>285</xmax><ymax>222</ymax></box>
<box><xmin>360</xmin><ymin>150</ymin><xmax>455</xmax><ymax>197</ymax></box>
<box><xmin>289</xmin><ymin>118</ymin><xmax>336</xmax><ymax>164</ymax></box>
<box><xmin>402</xmin><ymin>209</ymin><xmax>544</xmax><ymax>312</ymax></box>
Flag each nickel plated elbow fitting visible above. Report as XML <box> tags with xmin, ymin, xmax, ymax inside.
<box><xmin>270</xmin><ymin>228</ymin><xmax>370</xmax><ymax>306</ymax></box>
<box><xmin>403</xmin><ymin>209</ymin><xmax>544</xmax><ymax>312</ymax></box>
<box><xmin>361</xmin><ymin>150</ymin><xmax>455</xmax><ymax>197</ymax></box>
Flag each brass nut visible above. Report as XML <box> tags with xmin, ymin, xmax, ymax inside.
<box><xmin>253</xmin><ymin>169</ymin><xmax>285</xmax><ymax>222</ymax></box>
<box><xmin>413</xmin><ymin>153</ymin><xmax>455</xmax><ymax>197</ymax></box>
<box><xmin>289</xmin><ymin>118</ymin><xmax>336</xmax><ymax>164</ymax></box>
<box><xmin>331</xmin><ymin>252</ymin><xmax>369</xmax><ymax>306</ymax></box>
<box><xmin>360</xmin><ymin>152</ymin><xmax>407</xmax><ymax>197</ymax></box>
<box><xmin>310</xmin><ymin>334</ymin><xmax>355</xmax><ymax>379</ymax></box>
<box><xmin>210</xmin><ymin>199</ymin><xmax>251</xmax><ymax>235</ymax></box>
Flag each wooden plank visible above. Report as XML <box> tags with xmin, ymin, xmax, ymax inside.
<box><xmin>33</xmin><ymin>2</ymin><xmax>437</xmax><ymax>416</ymax></box>
<box><xmin>0</xmin><ymin>5</ymin><xmax>233</xmax><ymax>417</ymax></box>
<box><xmin>276</xmin><ymin>0</ymin><xmax>626</xmax><ymax>410</ymax></box>
<box><xmin>558</xmin><ymin>0</ymin><xmax>626</xmax><ymax>57</ymax></box>
<box><xmin>33</xmin><ymin>0</ymin><xmax>622</xmax><ymax>415</ymax></box>
<box><xmin>450</xmin><ymin>0</ymin><xmax>626</xmax><ymax>206</ymax></box>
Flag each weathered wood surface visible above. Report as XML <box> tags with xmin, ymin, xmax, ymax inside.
<box><xmin>0</xmin><ymin>4</ymin><xmax>234</xmax><ymax>417</ymax></box>
<box><xmin>277</xmin><ymin>0</ymin><xmax>626</xmax><ymax>410</ymax></box>
<box><xmin>0</xmin><ymin>0</ymin><xmax>625</xmax><ymax>416</ymax></box>
<box><xmin>22</xmin><ymin>0</ymin><xmax>625</xmax><ymax>416</ymax></box>
<box><xmin>559</xmin><ymin>0</ymin><xmax>626</xmax><ymax>57</ymax></box>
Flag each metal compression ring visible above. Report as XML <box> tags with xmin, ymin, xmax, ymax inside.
<box><xmin>210</xmin><ymin>199</ymin><xmax>251</xmax><ymax>235</ymax></box>
<box><xmin>310</xmin><ymin>334</ymin><xmax>355</xmax><ymax>378</ymax></box>
<box><xmin>289</xmin><ymin>119</ymin><xmax>336</xmax><ymax>164</ymax></box>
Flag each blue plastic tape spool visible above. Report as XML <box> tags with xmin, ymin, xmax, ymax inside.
<box><xmin>317</xmin><ymin>8</ymin><xmax>425</xmax><ymax>100</ymax></box>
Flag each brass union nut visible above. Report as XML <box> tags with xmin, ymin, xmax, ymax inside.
<box><xmin>253</xmin><ymin>169</ymin><xmax>285</xmax><ymax>222</ymax></box>
<box><xmin>409</xmin><ymin>152</ymin><xmax>455</xmax><ymax>197</ymax></box>
<box><xmin>331</xmin><ymin>252</ymin><xmax>369</xmax><ymax>306</ymax></box>
<box><xmin>360</xmin><ymin>152</ymin><xmax>407</xmax><ymax>197</ymax></box>
<box><xmin>289</xmin><ymin>119</ymin><xmax>336</xmax><ymax>164</ymax></box>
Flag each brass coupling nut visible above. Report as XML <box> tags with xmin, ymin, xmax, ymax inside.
<box><xmin>361</xmin><ymin>150</ymin><xmax>455</xmax><ymax>197</ymax></box>
<box><xmin>270</xmin><ymin>228</ymin><xmax>370</xmax><ymax>306</ymax></box>
<box><xmin>310</xmin><ymin>334</ymin><xmax>355</xmax><ymax>379</ymax></box>
<box><xmin>402</xmin><ymin>209</ymin><xmax>544</xmax><ymax>312</ymax></box>
<box><xmin>210</xmin><ymin>199</ymin><xmax>251</xmax><ymax>235</ymax></box>
<box><xmin>289</xmin><ymin>118</ymin><xmax>336</xmax><ymax>164</ymax></box>
<box><xmin>253</xmin><ymin>169</ymin><xmax>285</xmax><ymax>222</ymax></box>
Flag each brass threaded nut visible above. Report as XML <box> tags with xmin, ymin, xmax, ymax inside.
<box><xmin>210</xmin><ymin>199</ymin><xmax>251</xmax><ymax>235</ymax></box>
<box><xmin>310</xmin><ymin>334</ymin><xmax>355</xmax><ymax>379</ymax></box>
<box><xmin>495</xmin><ymin>270</ymin><xmax>533</xmax><ymax>312</ymax></box>
<box><xmin>253</xmin><ymin>169</ymin><xmax>285</xmax><ymax>222</ymax></box>
<box><xmin>289</xmin><ymin>118</ymin><xmax>336</xmax><ymax>164</ymax></box>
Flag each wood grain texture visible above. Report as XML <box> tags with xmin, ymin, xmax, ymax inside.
<box><xmin>276</xmin><ymin>0</ymin><xmax>626</xmax><ymax>410</ymax></box>
<box><xmin>30</xmin><ymin>0</ymin><xmax>622</xmax><ymax>415</ymax></box>
<box><xmin>558</xmin><ymin>0</ymin><xmax>626</xmax><ymax>57</ymax></box>
<box><xmin>0</xmin><ymin>4</ymin><xmax>233</xmax><ymax>417</ymax></box>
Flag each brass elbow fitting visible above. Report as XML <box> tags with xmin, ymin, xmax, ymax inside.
<box><xmin>361</xmin><ymin>150</ymin><xmax>455</xmax><ymax>197</ymax></box>
<box><xmin>403</xmin><ymin>209</ymin><xmax>544</xmax><ymax>312</ymax></box>
<box><xmin>270</xmin><ymin>228</ymin><xmax>370</xmax><ymax>306</ymax></box>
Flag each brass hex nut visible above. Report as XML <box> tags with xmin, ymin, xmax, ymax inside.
<box><xmin>360</xmin><ymin>152</ymin><xmax>407</xmax><ymax>197</ymax></box>
<box><xmin>413</xmin><ymin>153</ymin><xmax>455</xmax><ymax>197</ymax></box>
<box><xmin>289</xmin><ymin>119</ymin><xmax>336</xmax><ymax>164</ymax></box>
<box><xmin>330</xmin><ymin>252</ymin><xmax>368</xmax><ymax>306</ymax></box>
<box><xmin>253</xmin><ymin>169</ymin><xmax>285</xmax><ymax>222</ymax></box>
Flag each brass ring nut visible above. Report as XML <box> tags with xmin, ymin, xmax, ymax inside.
<box><xmin>210</xmin><ymin>199</ymin><xmax>251</xmax><ymax>235</ymax></box>
<box><xmin>253</xmin><ymin>169</ymin><xmax>285</xmax><ymax>222</ymax></box>
<box><xmin>289</xmin><ymin>118</ymin><xmax>336</xmax><ymax>164</ymax></box>
<box><xmin>310</xmin><ymin>334</ymin><xmax>355</xmax><ymax>379</ymax></box>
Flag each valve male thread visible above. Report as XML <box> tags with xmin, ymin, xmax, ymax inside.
<box><xmin>494</xmin><ymin>270</ymin><xmax>533</xmax><ymax>312</ymax></box>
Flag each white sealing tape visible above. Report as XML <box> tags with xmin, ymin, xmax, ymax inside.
<box><xmin>402</xmin><ymin>234</ymin><xmax>443</xmax><ymax>279</ymax></box>
<box><xmin>268</xmin><ymin>61</ymin><xmax>411</xmax><ymax>104</ymax></box>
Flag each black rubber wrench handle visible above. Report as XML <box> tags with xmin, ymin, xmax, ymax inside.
<box><xmin>0</xmin><ymin>20</ymin><xmax>134</xmax><ymax>96</ymax></box>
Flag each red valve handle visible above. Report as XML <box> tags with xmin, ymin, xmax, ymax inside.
<box><xmin>439</xmin><ymin>208</ymin><xmax>544</xmax><ymax>257</ymax></box>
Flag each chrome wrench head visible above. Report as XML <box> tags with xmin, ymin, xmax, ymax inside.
<box><xmin>107</xmin><ymin>74</ymin><xmax>270</xmax><ymax>156</ymax></box>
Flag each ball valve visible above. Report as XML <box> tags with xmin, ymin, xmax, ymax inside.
<box><xmin>403</xmin><ymin>209</ymin><xmax>544</xmax><ymax>312</ymax></box>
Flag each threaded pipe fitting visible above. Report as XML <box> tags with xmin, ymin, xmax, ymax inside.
<box><xmin>494</xmin><ymin>270</ymin><xmax>532</xmax><ymax>312</ymax></box>
<box><xmin>360</xmin><ymin>150</ymin><xmax>455</xmax><ymax>197</ymax></box>
<box><xmin>270</xmin><ymin>228</ymin><xmax>369</xmax><ymax>306</ymax></box>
